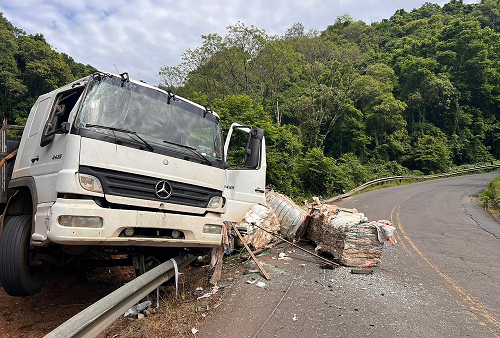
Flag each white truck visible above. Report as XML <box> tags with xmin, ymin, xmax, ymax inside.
<box><xmin>0</xmin><ymin>72</ymin><xmax>266</xmax><ymax>296</ymax></box>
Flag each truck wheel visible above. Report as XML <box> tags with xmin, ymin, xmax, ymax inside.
<box><xmin>0</xmin><ymin>215</ymin><xmax>46</xmax><ymax>296</ymax></box>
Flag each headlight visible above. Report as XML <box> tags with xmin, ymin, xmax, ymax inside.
<box><xmin>207</xmin><ymin>196</ymin><xmax>224</xmax><ymax>209</ymax></box>
<box><xmin>79</xmin><ymin>173</ymin><xmax>103</xmax><ymax>193</ymax></box>
<box><xmin>58</xmin><ymin>215</ymin><xmax>103</xmax><ymax>228</ymax></box>
<box><xmin>203</xmin><ymin>224</ymin><xmax>222</xmax><ymax>234</ymax></box>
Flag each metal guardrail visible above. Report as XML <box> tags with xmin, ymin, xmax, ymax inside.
<box><xmin>324</xmin><ymin>164</ymin><xmax>500</xmax><ymax>203</ymax></box>
<box><xmin>44</xmin><ymin>254</ymin><xmax>195</xmax><ymax>338</ymax></box>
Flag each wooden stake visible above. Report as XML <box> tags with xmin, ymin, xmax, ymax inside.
<box><xmin>232</xmin><ymin>224</ymin><xmax>271</xmax><ymax>280</ymax></box>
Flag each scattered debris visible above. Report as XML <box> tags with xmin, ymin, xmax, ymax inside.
<box><xmin>292</xmin><ymin>314</ymin><xmax>298</xmax><ymax>321</ymax></box>
<box><xmin>196</xmin><ymin>287</ymin><xmax>219</xmax><ymax>300</ymax></box>
<box><xmin>246</xmin><ymin>279</ymin><xmax>257</xmax><ymax>284</ymax></box>
<box><xmin>351</xmin><ymin>269</ymin><xmax>374</xmax><ymax>275</ymax></box>
<box><xmin>196</xmin><ymin>305</ymin><xmax>209</xmax><ymax>312</ymax></box>
<box><xmin>250</xmin><ymin>222</ymin><xmax>339</xmax><ymax>267</ymax></box>
<box><xmin>320</xmin><ymin>263</ymin><xmax>335</xmax><ymax>270</ymax></box>
<box><xmin>143</xmin><ymin>308</ymin><xmax>156</xmax><ymax>317</ymax></box>
<box><xmin>137</xmin><ymin>313</ymin><xmax>145</xmax><ymax>320</ymax></box>
<box><xmin>191</xmin><ymin>328</ymin><xmax>199</xmax><ymax>335</ymax></box>
<box><xmin>278</xmin><ymin>252</ymin><xmax>292</xmax><ymax>261</ymax></box>
<box><xmin>246</xmin><ymin>269</ymin><xmax>260</xmax><ymax>275</ymax></box>
<box><xmin>209</xmin><ymin>223</ymin><xmax>230</xmax><ymax>285</ymax></box>
<box><xmin>315</xmin><ymin>280</ymin><xmax>325</xmax><ymax>287</ymax></box>
<box><xmin>232</xmin><ymin>224</ymin><xmax>271</xmax><ymax>280</ymax></box>
<box><xmin>256</xmin><ymin>281</ymin><xmax>266</xmax><ymax>288</ymax></box>
<box><xmin>123</xmin><ymin>300</ymin><xmax>151</xmax><ymax>317</ymax></box>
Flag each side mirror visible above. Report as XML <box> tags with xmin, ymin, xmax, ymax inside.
<box><xmin>41</xmin><ymin>104</ymin><xmax>67</xmax><ymax>147</ymax></box>
<box><xmin>59</xmin><ymin>122</ymin><xmax>70</xmax><ymax>134</ymax></box>
<box><xmin>243</xmin><ymin>128</ymin><xmax>264</xmax><ymax>168</ymax></box>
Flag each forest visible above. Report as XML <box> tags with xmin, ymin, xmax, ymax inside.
<box><xmin>1</xmin><ymin>0</ymin><xmax>500</xmax><ymax>198</ymax></box>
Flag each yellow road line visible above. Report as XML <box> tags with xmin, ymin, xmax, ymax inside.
<box><xmin>395</xmin><ymin>195</ymin><xmax>500</xmax><ymax>336</ymax></box>
<box><xmin>391</xmin><ymin>204</ymin><xmax>412</xmax><ymax>255</ymax></box>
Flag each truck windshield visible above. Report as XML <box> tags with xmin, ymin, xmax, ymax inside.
<box><xmin>75</xmin><ymin>75</ymin><xmax>223</xmax><ymax>166</ymax></box>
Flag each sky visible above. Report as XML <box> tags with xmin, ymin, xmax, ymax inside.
<box><xmin>0</xmin><ymin>0</ymin><xmax>479</xmax><ymax>85</ymax></box>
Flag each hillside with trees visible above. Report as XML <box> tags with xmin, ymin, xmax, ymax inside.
<box><xmin>159</xmin><ymin>0</ymin><xmax>500</xmax><ymax>198</ymax></box>
<box><xmin>1</xmin><ymin>1</ymin><xmax>499</xmax><ymax>199</ymax></box>
<box><xmin>0</xmin><ymin>13</ymin><xmax>96</xmax><ymax>126</ymax></box>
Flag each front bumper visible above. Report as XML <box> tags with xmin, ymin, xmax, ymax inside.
<box><xmin>46</xmin><ymin>198</ymin><xmax>223</xmax><ymax>247</ymax></box>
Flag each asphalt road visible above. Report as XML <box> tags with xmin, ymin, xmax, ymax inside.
<box><xmin>198</xmin><ymin>172</ymin><xmax>500</xmax><ymax>338</ymax></box>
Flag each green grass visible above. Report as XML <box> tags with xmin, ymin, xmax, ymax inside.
<box><xmin>479</xmin><ymin>176</ymin><xmax>500</xmax><ymax>211</ymax></box>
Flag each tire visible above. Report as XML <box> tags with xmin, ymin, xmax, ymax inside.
<box><xmin>0</xmin><ymin>215</ymin><xmax>46</xmax><ymax>296</ymax></box>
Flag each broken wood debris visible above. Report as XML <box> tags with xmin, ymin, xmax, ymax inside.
<box><xmin>232</xmin><ymin>224</ymin><xmax>271</xmax><ymax>280</ymax></box>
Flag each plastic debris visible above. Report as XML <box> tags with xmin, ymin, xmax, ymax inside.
<box><xmin>170</xmin><ymin>258</ymin><xmax>179</xmax><ymax>299</ymax></box>
<box><xmin>225</xmin><ymin>236</ymin><xmax>235</xmax><ymax>255</ymax></box>
<box><xmin>197</xmin><ymin>287</ymin><xmax>219</xmax><ymax>300</ymax></box>
<box><xmin>191</xmin><ymin>328</ymin><xmax>199</xmax><ymax>335</ymax></box>
<box><xmin>124</xmin><ymin>300</ymin><xmax>151</xmax><ymax>317</ymax></box>
<box><xmin>256</xmin><ymin>281</ymin><xmax>266</xmax><ymax>288</ymax></box>
<box><xmin>292</xmin><ymin>314</ymin><xmax>298</xmax><ymax>321</ymax></box>
<box><xmin>278</xmin><ymin>252</ymin><xmax>292</xmax><ymax>261</ymax></box>
<box><xmin>195</xmin><ymin>287</ymin><xmax>204</xmax><ymax>292</ymax></box>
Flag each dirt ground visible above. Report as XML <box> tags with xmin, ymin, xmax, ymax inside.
<box><xmin>0</xmin><ymin>248</ymin><xmax>255</xmax><ymax>338</ymax></box>
<box><xmin>100</xmin><ymin>249</ymin><xmax>257</xmax><ymax>338</ymax></box>
<box><xmin>0</xmin><ymin>265</ymin><xmax>134</xmax><ymax>338</ymax></box>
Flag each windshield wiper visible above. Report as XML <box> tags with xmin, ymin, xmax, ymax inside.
<box><xmin>162</xmin><ymin>139</ymin><xmax>213</xmax><ymax>166</ymax></box>
<box><xmin>86</xmin><ymin>124</ymin><xmax>155</xmax><ymax>152</ymax></box>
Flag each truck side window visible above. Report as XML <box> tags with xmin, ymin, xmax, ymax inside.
<box><xmin>28</xmin><ymin>98</ymin><xmax>51</xmax><ymax>137</ymax></box>
<box><xmin>226</xmin><ymin>127</ymin><xmax>261</xmax><ymax>169</ymax></box>
<box><xmin>40</xmin><ymin>86</ymin><xmax>84</xmax><ymax>147</ymax></box>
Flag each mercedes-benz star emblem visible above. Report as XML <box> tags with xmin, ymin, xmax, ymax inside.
<box><xmin>155</xmin><ymin>180</ymin><xmax>172</xmax><ymax>199</ymax></box>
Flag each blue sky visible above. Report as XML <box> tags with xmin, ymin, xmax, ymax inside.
<box><xmin>0</xmin><ymin>0</ymin><xmax>479</xmax><ymax>85</ymax></box>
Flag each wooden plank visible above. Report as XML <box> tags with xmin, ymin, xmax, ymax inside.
<box><xmin>231</xmin><ymin>224</ymin><xmax>271</xmax><ymax>280</ymax></box>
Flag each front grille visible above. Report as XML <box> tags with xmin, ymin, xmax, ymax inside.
<box><xmin>79</xmin><ymin>166</ymin><xmax>221</xmax><ymax>208</ymax></box>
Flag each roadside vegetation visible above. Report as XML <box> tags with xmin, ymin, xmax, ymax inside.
<box><xmin>479</xmin><ymin>176</ymin><xmax>500</xmax><ymax>212</ymax></box>
<box><xmin>2</xmin><ymin>0</ymin><xmax>500</xmax><ymax>200</ymax></box>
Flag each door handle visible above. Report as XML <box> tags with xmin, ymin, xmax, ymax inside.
<box><xmin>255</xmin><ymin>188</ymin><xmax>265</xmax><ymax>193</ymax></box>
<box><xmin>31</xmin><ymin>156</ymin><xmax>39</xmax><ymax>163</ymax></box>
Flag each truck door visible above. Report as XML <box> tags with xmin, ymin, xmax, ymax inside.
<box><xmin>17</xmin><ymin>87</ymin><xmax>84</xmax><ymax>202</ymax></box>
<box><xmin>222</xmin><ymin>123</ymin><xmax>266</xmax><ymax>222</ymax></box>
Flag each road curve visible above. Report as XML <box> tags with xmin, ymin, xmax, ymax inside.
<box><xmin>198</xmin><ymin>172</ymin><xmax>500</xmax><ymax>338</ymax></box>
<box><xmin>337</xmin><ymin>171</ymin><xmax>500</xmax><ymax>337</ymax></box>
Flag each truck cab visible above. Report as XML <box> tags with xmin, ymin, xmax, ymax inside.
<box><xmin>0</xmin><ymin>72</ymin><xmax>266</xmax><ymax>296</ymax></box>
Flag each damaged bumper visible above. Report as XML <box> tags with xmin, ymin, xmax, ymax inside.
<box><xmin>46</xmin><ymin>198</ymin><xmax>223</xmax><ymax>247</ymax></box>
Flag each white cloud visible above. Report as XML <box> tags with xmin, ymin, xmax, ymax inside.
<box><xmin>0</xmin><ymin>0</ymin><xmax>480</xmax><ymax>85</ymax></box>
